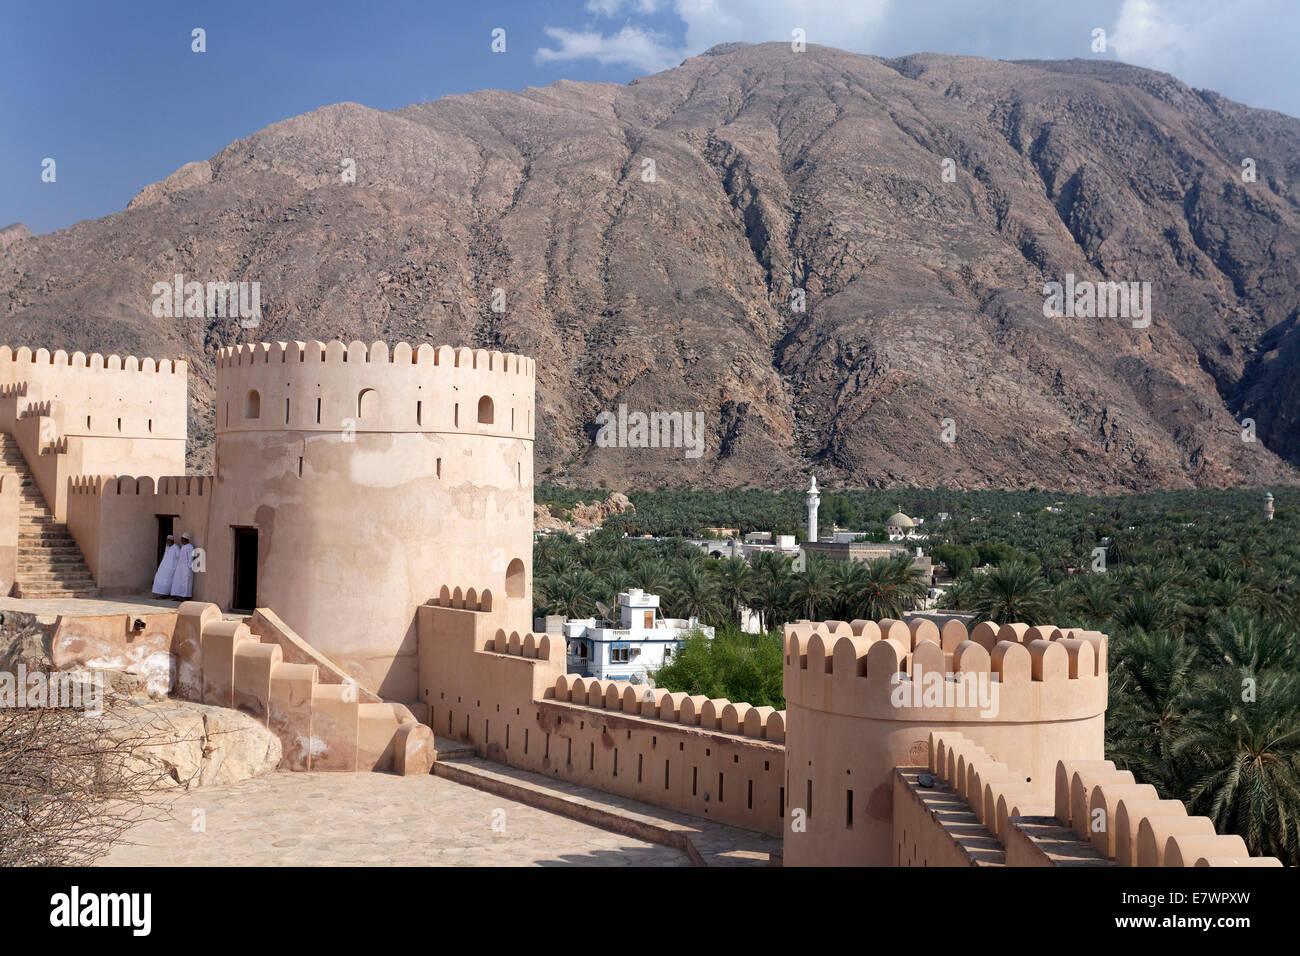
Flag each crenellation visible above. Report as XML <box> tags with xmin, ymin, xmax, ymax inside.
<box><xmin>0</xmin><ymin>344</ymin><xmax>185</xmax><ymax>375</ymax></box>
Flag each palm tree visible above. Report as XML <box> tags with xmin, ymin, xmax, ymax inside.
<box><xmin>749</xmin><ymin>551</ymin><xmax>793</xmax><ymax>632</ymax></box>
<box><xmin>668</xmin><ymin>562</ymin><xmax>725</xmax><ymax>624</ymax></box>
<box><xmin>631</xmin><ymin>559</ymin><xmax>672</xmax><ymax>595</ymax></box>
<box><xmin>1071</xmin><ymin>573</ymin><xmax>1118</xmax><ymax>622</ymax></box>
<box><xmin>791</xmin><ymin>556</ymin><xmax>835</xmax><ymax>620</ymax></box>
<box><xmin>714</xmin><ymin>556</ymin><xmax>754</xmax><ymax>625</ymax></box>
<box><xmin>851</xmin><ymin>553</ymin><xmax>927</xmax><ymax>621</ymax></box>
<box><xmin>1173</xmin><ymin>672</ymin><xmax>1300</xmax><ymax>865</ymax></box>
<box><xmin>542</xmin><ymin>569</ymin><xmax>599</xmax><ymax>620</ymax></box>
<box><xmin>968</xmin><ymin>560</ymin><xmax>1053</xmax><ymax>625</ymax></box>
<box><xmin>1106</xmin><ymin>628</ymin><xmax>1198</xmax><ymax>795</ymax></box>
<box><xmin>597</xmin><ymin>568</ymin><xmax>636</xmax><ymax>614</ymax></box>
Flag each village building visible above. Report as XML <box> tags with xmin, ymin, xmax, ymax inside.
<box><xmin>560</xmin><ymin>588</ymin><xmax>713</xmax><ymax>682</ymax></box>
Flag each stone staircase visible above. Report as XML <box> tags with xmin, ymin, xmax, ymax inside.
<box><xmin>0</xmin><ymin>432</ymin><xmax>99</xmax><ymax>599</ymax></box>
<box><xmin>177</xmin><ymin>603</ymin><xmax>436</xmax><ymax>775</ymax></box>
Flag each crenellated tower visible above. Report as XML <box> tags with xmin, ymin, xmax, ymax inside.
<box><xmin>204</xmin><ymin>340</ymin><xmax>535</xmax><ymax>700</ymax></box>
<box><xmin>782</xmin><ymin>617</ymin><xmax>1108</xmax><ymax>865</ymax></box>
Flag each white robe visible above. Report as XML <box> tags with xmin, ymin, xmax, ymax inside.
<box><xmin>170</xmin><ymin>543</ymin><xmax>195</xmax><ymax>598</ymax></box>
<box><xmin>152</xmin><ymin>544</ymin><xmax>180</xmax><ymax>595</ymax></box>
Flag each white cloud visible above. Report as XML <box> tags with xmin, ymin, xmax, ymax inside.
<box><xmin>539</xmin><ymin>0</ymin><xmax>895</xmax><ymax>73</ymax></box>
<box><xmin>535</xmin><ymin>25</ymin><xmax>683</xmax><ymax>74</ymax></box>
<box><xmin>1108</xmin><ymin>0</ymin><xmax>1297</xmax><ymax>112</ymax></box>
<box><xmin>536</xmin><ymin>0</ymin><xmax>1299</xmax><ymax>117</ymax></box>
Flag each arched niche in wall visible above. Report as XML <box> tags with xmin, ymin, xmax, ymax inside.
<box><xmin>506</xmin><ymin>558</ymin><xmax>525</xmax><ymax>598</ymax></box>
<box><xmin>358</xmin><ymin>387</ymin><xmax>379</xmax><ymax>420</ymax></box>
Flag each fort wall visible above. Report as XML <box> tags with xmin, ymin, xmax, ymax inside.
<box><xmin>910</xmin><ymin>732</ymin><xmax>1282</xmax><ymax>867</ymax></box>
<box><xmin>66</xmin><ymin>475</ymin><xmax>212</xmax><ymax>592</ymax></box>
<box><xmin>416</xmin><ymin>594</ymin><xmax>785</xmax><ymax>837</ymax></box>
<box><xmin>0</xmin><ymin>346</ymin><xmax>187</xmax><ymax>519</ymax></box>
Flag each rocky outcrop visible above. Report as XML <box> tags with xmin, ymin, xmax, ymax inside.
<box><xmin>126</xmin><ymin>160</ymin><xmax>213</xmax><ymax>210</ymax></box>
<box><xmin>98</xmin><ymin>699</ymin><xmax>282</xmax><ymax>789</ymax></box>
<box><xmin>0</xmin><ymin>223</ymin><xmax>32</xmax><ymax>251</ymax></box>
<box><xmin>535</xmin><ymin>492</ymin><xmax>635</xmax><ymax>532</ymax></box>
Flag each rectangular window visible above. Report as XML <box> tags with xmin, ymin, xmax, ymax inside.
<box><xmin>846</xmin><ymin>789</ymin><xmax>854</xmax><ymax>828</ymax></box>
<box><xmin>718</xmin><ymin>772</ymin><xmax>724</xmax><ymax>803</ymax></box>
<box><xmin>285</xmin><ymin>398</ymin><xmax>290</xmax><ymax>423</ymax></box>
<box><xmin>416</xmin><ymin>400</ymin><xmax>422</xmax><ymax>426</ymax></box>
<box><xmin>315</xmin><ymin>398</ymin><xmax>321</xmax><ymax>423</ymax></box>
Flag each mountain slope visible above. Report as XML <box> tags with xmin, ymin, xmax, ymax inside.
<box><xmin>3</xmin><ymin>43</ymin><xmax>1298</xmax><ymax>492</ymax></box>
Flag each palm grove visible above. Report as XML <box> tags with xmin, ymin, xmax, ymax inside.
<box><xmin>534</xmin><ymin>485</ymin><xmax>1299</xmax><ymax>865</ymax></box>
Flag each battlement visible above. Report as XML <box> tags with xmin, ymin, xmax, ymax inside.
<box><xmin>216</xmin><ymin>340</ymin><xmax>533</xmax><ymax>375</ymax></box>
<box><xmin>68</xmin><ymin>474</ymin><xmax>213</xmax><ymax>498</ymax></box>
<box><xmin>486</xmin><ymin>628</ymin><xmax>556</xmax><ymax>661</ymax></box>
<box><xmin>551</xmin><ymin>674</ymin><xmax>787</xmax><ymax>744</ymax></box>
<box><xmin>214</xmin><ymin>340</ymin><xmax>535</xmax><ymax>439</ymax></box>
<box><xmin>0</xmin><ymin>346</ymin><xmax>186</xmax><ymax>375</ymax></box>
<box><xmin>432</xmin><ymin>584</ymin><xmax>495</xmax><ymax>613</ymax></box>
<box><xmin>925</xmin><ymin>733</ymin><xmax>1281</xmax><ymax>867</ymax></box>
<box><xmin>783</xmin><ymin>618</ymin><xmax>1107</xmax><ymax>722</ymax></box>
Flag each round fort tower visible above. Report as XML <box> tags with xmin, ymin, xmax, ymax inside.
<box><xmin>200</xmin><ymin>340</ymin><xmax>534</xmax><ymax>700</ymax></box>
<box><xmin>782</xmin><ymin>618</ymin><xmax>1108</xmax><ymax>866</ymax></box>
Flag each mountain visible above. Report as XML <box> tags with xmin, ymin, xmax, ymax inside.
<box><xmin>3</xmin><ymin>43</ymin><xmax>1299</xmax><ymax>492</ymax></box>
<box><xmin>0</xmin><ymin>223</ymin><xmax>33</xmax><ymax>252</ymax></box>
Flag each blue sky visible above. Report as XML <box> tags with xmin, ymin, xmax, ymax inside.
<box><xmin>3</xmin><ymin>0</ymin><xmax>1296</xmax><ymax>235</ymax></box>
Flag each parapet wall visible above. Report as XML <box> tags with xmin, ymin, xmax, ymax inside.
<box><xmin>215</xmin><ymin>340</ymin><xmax>534</xmax><ymax>440</ymax></box>
<box><xmin>0</xmin><ymin>345</ymin><xmax>187</xmax><ymax>441</ymax></box>
<box><xmin>783</xmin><ymin>618</ymin><xmax>1107</xmax><ymax>722</ymax></box>
<box><xmin>921</xmin><ymin>733</ymin><xmax>1282</xmax><ymax>868</ymax></box>
<box><xmin>782</xmin><ymin>617</ymin><xmax>1108</xmax><ymax>866</ymax></box>
<box><xmin>0</xmin><ymin>345</ymin><xmax>188</xmax><ymax>521</ymax></box>
<box><xmin>418</xmin><ymin>597</ymin><xmax>785</xmax><ymax>837</ymax></box>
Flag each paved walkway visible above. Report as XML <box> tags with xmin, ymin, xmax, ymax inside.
<box><xmin>97</xmin><ymin>770</ymin><xmax>690</xmax><ymax>867</ymax></box>
<box><xmin>0</xmin><ymin>593</ymin><xmax>246</xmax><ymax>624</ymax></box>
<box><xmin>436</xmin><ymin>755</ymin><xmax>781</xmax><ymax>866</ymax></box>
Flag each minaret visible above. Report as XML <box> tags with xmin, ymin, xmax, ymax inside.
<box><xmin>1264</xmin><ymin>492</ymin><xmax>1274</xmax><ymax>521</ymax></box>
<box><xmin>806</xmin><ymin>474</ymin><xmax>820</xmax><ymax>543</ymax></box>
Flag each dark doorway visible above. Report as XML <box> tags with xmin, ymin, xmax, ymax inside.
<box><xmin>156</xmin><ymin>515</ymin><xmax>179</xmax><ymax>564</ymax></box>
<box><xmin>231</xmin><ymin>527</ymin><xmax>258</xmax><ymax>611</ymax></box>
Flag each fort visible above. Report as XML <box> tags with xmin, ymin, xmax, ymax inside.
<box><xmin>0</xmin><ymin>339</ymin><xmax>1282</xmax><ymax>867</ymax></box>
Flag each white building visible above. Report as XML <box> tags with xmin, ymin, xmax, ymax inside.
<box><xmin>564</xmin><ymin>589</ymin><xmax>714</xmax><ymax>682</ymax></box>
